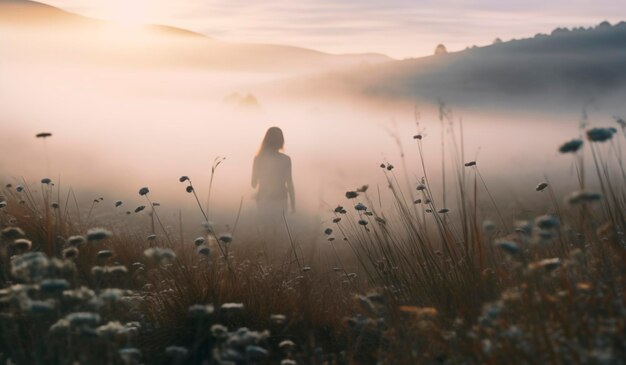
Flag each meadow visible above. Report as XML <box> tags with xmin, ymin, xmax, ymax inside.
<box><xmin>1</xmin><ymin>111</ymin><xmax>625</xmax><ymax>365</ymax></box>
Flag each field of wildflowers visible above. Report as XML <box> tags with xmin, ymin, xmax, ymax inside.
<box><xmin>1</xmin><ymin>114</ymin><xmax>625</xmax><ymax>364</ymax></box>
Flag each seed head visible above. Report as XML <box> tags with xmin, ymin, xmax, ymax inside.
<box><xmin>179</xmin><ymin>176</ymin><xmax>189</xmax><ymax>182</ymax></box>
<box><xmin>16</xmin><ymin>185</ymin><xmax>24</xmax><ymax>192</ymax></box>
<box><xmin>358</xmin><ymin>219</ymin><xmax>368</xmax><ymax>226</ymax></box>
<box><xmin>197</xmin><ymin>245</ymin><xmax>210</xmax><ymax>256</ymax></box>
<box><xmin>536</xmin><ymin>182</ymin><xmax>548</xmax><ymax>191</ymax></box>
<box><xmin>356</xmin><ymin>184</ymin><xmax>369</xmax><ymax>192</ymax></box>
<box><xmin>438</xmin><ymin>208</ymin><xmax>449</xmax><ymax>214</ymax></box>
<box><xmin>586</xmin><ymin>127</ymin><xmax>615</xmax><ymax>142</ymax></box>
<box><xmin>324</xmin><ymin>228</ymin><xmax>333</xmax><ymax>235</ymax></box>
<box><xmin>194</xmin><ymin>236</ymin><xmax>205</xmax><ymax>246</ymax></box>
<box><xmin>12</xmin><ymin>238</ymin><xmax>32</xmax><ymax>251</ymax></box>
<box><xmin>464</xmin><ymin>161</ymin><xmax>476</xmax><ymax>167</ymax></box>
<box><xmin>559</xmin><ymin>139</ymin><xmax>583</xmax><ymax>153</ymax></box>
<box><xmin>114</xmin><ymin>200</ymin><xmax>123</xmax><ymax>207</ymax></box>
<box><xmin>332</xmin><ymin>217</ymin><xmax>341</xmax><ymax>223</ymax></box>
<box><xmin>67</xmin><ymin>235</ymin><xmax>86</xmax><ymax>245</ymax></box>
<box><xmin>63</xmin><ymin>247</ymin><xmax>79</xmax><ymax>259</ymax></box>
<box><xmin>218</xmin><ymin>233</ymin><xmax>232</xmax><ymax>244</ymax></box>
<box><xmin>568</xmin><ymin>191</ymin><xmax>602</xmax><ymax>205</ymax></box>
<box><xmin>139</xmin><ymin>187</ymin><xmax>150</xmax><ymax>196</ymax></box>
<box><xmin>416</xmin><ymin>184</ymin><xmax>426</xmax><ymax>191</ymax></box>
<box><xmin>354</xmin><ymin>203</ymin><xmax>367</xmax><ymax>211</ymax></box>
<box><xmin>147</xmin><ymin>234</ymin><xmax>157</xmax><ymax>241</ymax></box>
<box><xmin>97</xmin><ymin>250</ymin><xmax>114</xmax><ymax>260</ymax></box>
<box><xmin>135</xmin><ymin>205</ymin><xmax>146</xmax><ymax>213</ymax></box>
<box><xmin>345</xmin><ymin>191</ymin><xmax>358</xmax><ymax>199</ymax></box>
<box><xmin>41</xmin><ymin>178</ymin><xmax>52</xmax><ymax>185</ymax></box>
<box><xmin>2</xmin><ymin>227</ymin><xmax>25</xmax><ymax>240</ymax></box>
<box><xmin>86</xmin><ymin>228</ymin><xmax>112</xmax><ymax>241</ymax></box>
<box><xmin>36</xmin><ymin>132</ymin><xmax>52</xmax><ymax>138</ymax></box>
<box><xmin>186</xmin><ymin>186</ymin><xmax>194</xmax><ymax>193</ymax></box>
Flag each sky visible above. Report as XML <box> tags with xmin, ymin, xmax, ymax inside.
<box><xmin>31</xmin><ymin>0</ymin><xmax>626</xmax><ymax>59</ymax></box>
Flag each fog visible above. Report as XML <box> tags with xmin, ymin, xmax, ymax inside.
<box><xmin>1</xmin><ymin>16</ymin><xmax>625</xmax><ymax>236</ymax></box>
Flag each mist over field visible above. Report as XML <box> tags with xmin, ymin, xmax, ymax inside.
<box><xmin>1</xmin><ymin>1</ymin><xmax>626</xmax><ymax>365</ymax></box>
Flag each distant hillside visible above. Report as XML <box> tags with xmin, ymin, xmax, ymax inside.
<box><xmin>0</xmin><ymin>0</ymin><xmax>392</xmax><ymax>72</ymax></box>
<box><xmin>286</xmin><ymin>21</ymin><xmax>626</xmax><ymax>105</ymax></box>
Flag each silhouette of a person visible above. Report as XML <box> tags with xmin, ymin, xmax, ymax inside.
<box><xmin>251</xmin><ymin>127</ymin><xmax>295</xmax><ymax>222</ymax></box>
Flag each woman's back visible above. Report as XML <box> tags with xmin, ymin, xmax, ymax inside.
<box><xmin>253</xmin><ymin>151</ymin><xmax>291</xmax><ymax>201</ymax></box>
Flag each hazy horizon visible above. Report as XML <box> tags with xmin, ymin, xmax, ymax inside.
<box><xmin>33</xmin><ymin>0</ymin><xmax>626</xmax><ymax>58</ymax></box>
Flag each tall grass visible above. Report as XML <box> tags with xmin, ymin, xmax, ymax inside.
<box><xmin>0</xmin><ymin>110</ymin><xmax>625</xmax><ymax>364</ymax></box>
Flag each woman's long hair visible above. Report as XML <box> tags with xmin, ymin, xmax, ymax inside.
<box><xmin>258</xmin><ymin>127</ymin><xmax>284</xmax><ymax>155</ymax></box>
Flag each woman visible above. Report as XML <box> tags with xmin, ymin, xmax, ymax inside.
<box><xmin>251</xmin><ymin>127</ymin><xmax>295</xmax><ymax>220</ymax></box>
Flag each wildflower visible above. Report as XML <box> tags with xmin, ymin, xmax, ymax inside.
<box><xmin>345</xmin><ymin>191</ymin><xmax>358</xmax><ymax>199</ymax></box>
<box><xmin>97</xmin><ymin>250</ymin><xmax>113</xmax><ymax>260</ymax></box>
<box><xmin>135</xmin><ymin>205</ymin><xmax>146</xmax><ymax>213</ymax></box>
<box><xmin>12</xmin><ymin>238</ymin><xmax>32</xmax><ymax>251</ymax></box>
<box><xmin>324</xmin><ymin>228</ymin><xmax>333</xmax><ymax>235</ymax></box>
<box><xmin>197</xmin><ymin>245</ymin><xmax>210</xmax><ymax>256</ymax></box>
<box><xmin>355</xmin><ymin>203</ymin><xmax>367</xmax><ymax>211</ymax></box>
<box><xmin>114</xmin><ymin>200</ymin><xmax>123</xmax><ymax>207</ymax></box>
<box><xmin>413</xmin><ymin>199</ymin><xmax>422</xmax><ymax>204</ymax></box>
<box><xmin>416</xmin><ymin>184</ymin><xmax>426</xmax><ymax>191</ymax></box>
<box><xmin>568</xmin><ymin>190</ymin><xmax>602</xmax><ymax>204</ymax></box>
<box><xmin>108</xmin><ymin>265</ymin><xmax>128</xmax><ymax>274</ymax></box>
<box><xmin>413</xmin><ymin>134</ymin><xmax>422</xmax><ymax>140</ymax></box>
<box><xmin>40</xmin><ymin>279</ymin><xmax>70</xmax><ymax>293</ymax></box>
<box><xmin>535</xmin><ymin>215</ymin><xmax>559</xmax><ymax>229</ymax></box>
<box><xmin>270</xmin><ymin>314</ymin><xmax>286</xmax><ymax>325</ymax></box>
<box><xmin>144</xmin><ymin>247</ymin><xmax>176</xmax><ymax>262</ymax></box>
<box><xmin>67</xmin><ymin>235</ymin><xmax>86</xmax><ymax>245</ymax></box>
<box><xmin>375</xmin><ymin>216</ymin><xmax>386</xmax><ymax>224</ymax></box>
<box><xmin>495</xmin><ymin>240</ymin><xmax>519</xmax><ymax>255</ymax></box>
<box><xmin>139</xmin><ymin>187</ymin><xmax>150</xmax><ymax>196</ymax></box>
<box><xmin>464</xmin><ymin>161</ymin><xmax>476</xmax><ymax>167</ymax></box>
<box><xmin>41</xmin><ymin>178</ymin><xmax>52</xmax><ymax>185</ymax></box>
<box><xmin>27</xmin><ymin>299</ymin><xmax>57</xmax><ymax>314</ymax></box>
<box><xmin>86</xmin><ymin>228</ymin><xmax>112</xmax><ymax>241</ymax></box>
<box><xmin>194</xmin><ymin>236</ymin><xmax>205</xmax><ymax>246</ymax></box>
<box><xmin>211</xmin><ymin>324</ymin><xmax>228</xmax><ymax>338</ymax></box>
<box><xmin>36</xmin><ymin>132</ymin><xmax>52</xmax><ymax>138</ymax></box>
<box><xmin>332</xmin><ymin>217</ymin><xmax>341</xmax><ymax>223</ymax></box>
<box><xmin>2</xmin><ymin>227</ymin><xmax>25</xmax><ymax>240</ymax></box>
<box><xmin>358</xmin><ymin>219</ymin><xmax>368</xmax><ymax>226</ymax></box>
<box><xmin>246</xmin><ymin>346</ymin><xmax>269</xmax><ymax>360</ymax></box>
<box><xmin>50</xmin><ymin>319</ymin><xmax>70</xmax><ymax>334</ymax></box>
<box><xmin>16</xmin><ymin>185</ymin><xmax>24</xmax><ymax>192</ymax></box>
<box><xmin>559</xmin><ymin>139</ymin><xmax>583</xmax><ymax>153</ymax></box>
<box><xmin>438</xmin><ymin>208</ymin><xmax>449</xmax><ymax>214</ymax></box>
<box><xmin>218</xmin><ymin>233</ymin><xmax>233</xmax><ymax>244</ymax></box>
<box><xmin>118</xmin><ymin>348</ymin><xmax>141</xmax><ymax>362</ymax></box>
<box><xmin>166</xmin><ymin>346</ymin><xmax>188</xmax><ymax>358</ymax></box>
<box><xmin>386</xmin><ymin>164</ymin><xmax>394</xmax><ymax>171</ymax></box>
<box><xmin>66</xmin><ymin>312</ymin><xmax>101</xmax><ymax>326</ymax></box>
<box><xmin>379</xmin><ymin>163</ymin><xmax>386</xmax><ymax>168</ymax></box>
<box><xmin>221</xmin><ymin>302</ymin><xmax>244</xmax><ymax>310</ymax></box>
<box><xmin>186</xmin><ymin>186</ymin><xmax>194</xmax><ymax>193</ymax></box>
<box><xmin>11</xmin><ymin>252</ymin><xmax>50</xmax><ymax>282</ymax></box>
<box><xmin>51</xmin><ymin>202</ymin><xmax>59</xmax><ymax>209</ymax></box>
<box><xmin>587</xmin><ymin>127</ymin><xmax>615</xmax><ymax>142</ymax></box>
<box><xmin>188</xmin><ymin>304</ymin><xmax>215</xmax><ymax>317</ymax></box>
<box><xmin>62</xmin><ymin>247</ymin><xmax>79</xmax><ymax>259</ymax></box>
<box><xmin>179</xmin><ymin>176</ymin><xmax>189</xmax><ymax>182</ymax></box>
<box><xmin>356</xmin><ymin>185</ymin><xmax>369</xmax><ymax>192</ymax></box>
<box><xmin>99</xmin><ymin>288</ymin><xmax>127</xmax><ymax>305</ymax></box>
<box><xmin>279</xmin><ymin>340</ymin><xmax>296</xmax><ymax>350</ymax></box>
<box><xmin>334</xmin><ymin>205</ymin><xmax>346</xmax><ymax>214</ymax></box>
<box><xmin>536</xmin><ymin>182</ymin><xmax>548</xmax><ymax>191</ymax></box>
